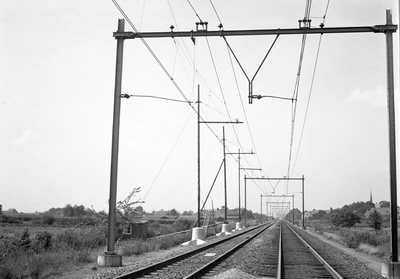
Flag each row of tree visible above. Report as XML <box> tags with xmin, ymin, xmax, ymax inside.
<box><xmin>284</xmin><ymin>200</ymin><xmax>389</xmax><ymax>231</ymax></box>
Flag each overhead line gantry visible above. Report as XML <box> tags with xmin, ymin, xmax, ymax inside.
<box><xmin>104</xmin><ymin>13</ymin><xmax>398</xmax><ymax>271</ymax></box>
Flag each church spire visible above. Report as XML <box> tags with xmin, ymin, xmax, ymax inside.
<box><xmin>370</xmin><ymin>189</ymin><xmax>373</xmax><ymax>203</ymax></box>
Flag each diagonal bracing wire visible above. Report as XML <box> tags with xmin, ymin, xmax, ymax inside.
<box><xmin>112</xmin><ymin>0</ymin><xmax>190</xmax><ymax>104</ymax></box>
<box><xmin>112</xmin><ymin>0</ymin><xmax>233</xmax><ymax>149</ymax></box>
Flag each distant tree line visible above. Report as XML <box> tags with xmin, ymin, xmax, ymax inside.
<box><xmin>283</xmin><ymin>200</ymin><xmax>392</xmax><ymax>232</ymax></box>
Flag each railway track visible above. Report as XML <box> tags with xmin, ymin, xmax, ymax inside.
<box><xmin>114</xmin><ymin>222</ymin><xmax>275</xmax><ymax>279</ymax></box>
<box><xmin>191</xmin><ymin>221</ymin><xmax>347</xmax><ymax>279</ymax></box>
<box><xmin>279</xmin><ymin>221</ymin><xmax>343</xmax><ymax>279</ymax></box>
<box><xmin>187</xmin><ymin>221</ymin><xmax>364</xmax><ymax>279</ymax></box>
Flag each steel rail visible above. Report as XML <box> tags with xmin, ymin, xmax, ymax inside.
<box><xmin>277</xmin><ymin>221</ymin><xmax>283</xmax><ymax>279</ymax></box>
<box><xmin>283</xmin><ymin>221</ymin><xmax>343</xmax><ymax>279</ymax></box>
<box><xmin>113</xmin><ymin>222</ymin><xmax>273</xmax><ymax>279</ymax></box>
<box><xmin>184</xmin><ymin>222</ymin><xmax>276</xmax><ymax>278</ymax></box>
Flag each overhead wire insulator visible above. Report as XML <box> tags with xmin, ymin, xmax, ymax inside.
<box><xmin>298</xmin><ymin>18</ymin><xmax>312</xmax><ymax>29</ymax></box>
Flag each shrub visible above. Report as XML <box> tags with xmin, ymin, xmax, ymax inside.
<box><xmin>0</xmin><ymin>215</ymin><xmax>22</xmax><ymax>224</ymax></box>
<box><xmin>18</xmin><ymin>229</ymin><xmax>32</xmax><ymax>250</ymax></box>
<box><xmin>54</xmin><ymin>217</ymin><xmax>73</xmax><ymax>226</ymax></box>
<box><xmin>366</xmin><ymin>210</ymin><xmax>383</xmax><ymax>232</ymax></box>
<box><xmin>0</xmin><ymin>249</ymin><xmax>65</xmax><ymax>279</ymax></box>
<box><xmin>118</xmin><ymin>230</ymin><xmax>192</xmax><ymax>257</ymax></box>
<box><xmin>41</xmin><ymin>214</ymin><xmax>56</xmax><ymax>225</ymax></box>
<box><xmin>118</xmin><ymin>239</ymin><xmax>150</xmax><ymax>256</ymax></box>
<box><xmin>331</xmin><ymin>210</ymin><xmax>360</xmax><ymax>228</ymax></box>
<box><xmin>172</xmin><ymin>219</ymin><xmax>192</xmax><ymax>232</ymax></box>
<box><xmin>323</xmin><ymin>232</ymin><xmax>343</xmax><ymax>243</ymax></box>
<box><xmin>153</xmin><ymin>236</ymin><xmax>175</xmax><ymax>250</ymax></box>
<box><xmin>75</xmin><ymin>250</ymin><xmax>95</xmax><ymax>263</ymax></box>
<box><xmin>357</xmin><ymin>243</ymin><xmax>387</xmax><ymax>257</ymax></box>
<box><xmin>34</xmin><ymin>231</ymin><xmax>53</xmax><ymax>251</ymax></box>
<box><xmin>54</xmin><ymin>226</ymin><xmax>106</xmax><ymax>251</ymax></box>
<box><xmin>337</xmin><ymin>228</ymin><xmax>390</xmax><ymax>249</ymax></box>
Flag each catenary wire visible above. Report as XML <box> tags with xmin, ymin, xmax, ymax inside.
<box><xmin>111</xmin><ymin>1</ymin><xmax>232</xmax><ymax>208</ymax></box>
<box><xmin>112</xmin><ymin>0</ymin><xmax>231</xmax><ymax>150</ymax></box>
<box><xmin>285</xmin><ymin>0</ymin><xmax>313</xmax><ymax>192</ymax></box>
<box><xmin>209</xmin><ymin>0</ymin><xmax>223</xmax><ymax>26</ymax></box>
<box><xmin>112</xmin><ymin>0</ymin><xmax>190</xmax><ymax>104</ymax></box>
<box><xmin>151</xmin><ymin>141</ymin><xmax>221</xmax><ymax>211</ymax></box>
<box><xmin>291</xmin><ymin>0</ymin><xmax>331</xmax><ymax>175</ymax></box>
<box><xmin>143</xmin><ymin>107</ymin><xmax>193</xmax><ymax>200</ymax></box>
<box><xmin>167</xmin><ymin>0</ymin><xmax>226</xmax><ymax>106</ymax></box>
<box><xmin>84</xmin><ymin>107</ymin><xmax>193</xmax><ymax>208</ymax></box>
<box><xmin>138</xmin><ymin>0</ymin><xmax>146</xmax><ymax>31</ymax></box>
<box><xmin>186</xmin><ymin>0</ymin><xmax>203</xmax><ymax>22</ymax></box>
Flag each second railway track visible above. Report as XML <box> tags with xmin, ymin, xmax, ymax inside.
<box><xmin>114</xmin><ymin>222</ymin><xmax>275</xmax><ymax>279</ymax></box>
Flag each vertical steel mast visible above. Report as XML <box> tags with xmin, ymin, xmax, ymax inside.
<box><xmin>107</xmin><ymin>18</ymin><xmax>125</xmax><ymax>255</ymax></box>
<box><xmin>385</xmin><ymin>10</ymin><xmax>398</xmax><ymax>262</ymax></box>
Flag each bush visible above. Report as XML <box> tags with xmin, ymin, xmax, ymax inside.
<box><xmin>34</xmin><ymin>231</ymin><xmax>53</xmax><ymax>251</ymax></box>
<box><xmin>366</xmin><ymin>210</ymin><xmax>383</xmax><ymax>232</ymax></box>
<box><xmin>41</xmin><ymin>214</ymin><xmax>56</xmax><ymax>225</ymax></box>
<box><xmin>147</xmin><ymin>222</ymin><xmax>178</xmax><ymax>238</ymax></box>
<box><xmin>54</xmin><ymin>224</ymin><xmax>106</xmax><ymax>251</ymax></box>
<box><xmin>0</xmin><ymin>223</ymin><xmax>110</xmax><ymax>278</ymax></box>
<box><xmin>172</xmin><ymin>219</ymin><xmax>192</xmax><ymax>232</ymax></box>
<box><xmin>0</xmin><ymin>249</ymin><xmax>67</xmax><ymax>279</ymax></box>
<box><xmin>357</xmin><ymin>243</ymin><xmax>387</xmax><ymax>257</ymax></box>
<box><xmin>18</xmin><ymin>229</ymin><xmax>32</xmax><ymax>250</ymax></box>
<box><xmin>118</xmin><ymin>239</ymin><xmax>152</xmax><ymax>256</ymax></box>
<box><xmin>338</xmin><ymin>228</ymin><xmax>390</xmax><ymax>249</ymax></box>
<box><xmin>331</xmin><ymin>210</ymin><xmax>360</xmax><ymax>228</ymax></box>
<box><xmin>54</xmin><ymin>217</ymin><xmax>73</xmax><ymax>226</ymax></box>
<box><xmin>0</xmin><ymin>215</ymin><xmax>22</xmax><ymax>224</ymax></box>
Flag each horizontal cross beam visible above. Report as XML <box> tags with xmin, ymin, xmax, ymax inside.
<box><xmin>261</xmin><ymin>194</ymin><xmax>294</xmax><ymax>197</ymax></box>
<box><xmin>247</xmin><ymin>177</ymin><xmax>304</xmax><ymax>181</ymax></box>
<box><xmin>268</xmin><ymin>201</ymin><xmax>290</xmax><ymax>204</ymax></box>
<box><xmin>114</xmin><ymin>25</ymin><xmax>397</xmax><ymax>40</ymax></box>
<box><xmin>199</xmin><ymin>121</ymin><xmax>243</xmax><ymax>124</ymax></box>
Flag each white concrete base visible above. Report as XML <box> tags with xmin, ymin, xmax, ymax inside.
<box><xmin>221</xmin><ymin>223</ymin><xmax>231</xmax><ymax>233</ymax></box>
<box><xmin>97</xmin><ymin>253</ymin><xmax>122</xmax><ymax>267</ymax></box>
<box><xmin>181</xmin><ymin>238</ymin><xmax>206</xmax><ymax>246</ymax></box>
<box><xmin>234</xmin><ymin>222</ymin><xmax>243</xmax><ymax>231</ymax></box>
<box><xmin>181</xmin><ymin>227</ymin><xmax>207</xmax><ymax>246</ymax></box>
<box><xmin>216</xmin><ymin>231</ymin><xmax>232</xmax><ymax>237</ymax></box>
<box><xmin>382</xmin><ymin>262</ymin><xmax>400</xmax><ymax>278</ymax></box>
<box><xmin>191</xmin><ymin>227</ymin><xmax>206</xmax><ymax>241</ymax></box>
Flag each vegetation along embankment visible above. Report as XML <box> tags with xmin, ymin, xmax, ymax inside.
<box><xmin>284</xmin><ymin>200</ymin><xmax>395</xmax><ymax>261</ymax></box>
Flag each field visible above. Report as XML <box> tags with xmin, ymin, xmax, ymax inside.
<box><xmin>0</xmin><ymin>213</ymin><xmax>247</xmax><ymax>278</ymax></box>
<box><xmin>0</xmin><ymin>214</ymin><xmax>196</xmax><ymax>278</ymax></box>
<box><xmin>7</xmin><ymin>213</ymin><xmax>392</xmax><ymax>278</ymax></box>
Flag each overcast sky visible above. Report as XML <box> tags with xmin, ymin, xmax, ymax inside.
<box><xmin>1</xmin><ymin>0</ymin><xmax>399</xmax><ymax>217</ymax></box>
